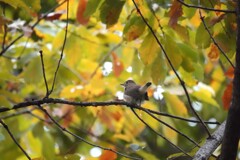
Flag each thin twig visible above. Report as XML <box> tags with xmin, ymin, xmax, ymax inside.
<box><xmin>0</xmin><ymin>0</ymin><xmax>67</xmax><ymax>56</ymax></box>
<box><xmin>48</xmin><ymin>0</ymin><xmax>69</xmax><ymax>96</ymax></box>
<box><xmin>0</xmin><ymin>119</ymin><xmax>31</xmax><ymax>160</ymax></box>
<box><xmin>37</xmin><ymin>104</ymin><xmax>142</xmax><ymax>160</ymax></box>
<box><xmin>198</xmin><ymin>9</ymin><xmax>235</xmax><ymax>68</ymax></box>
<box><xmin>39</xmin><ymin>50</ymin><xmax>49</xmax><ymax>96</ymax></box>
<box><xmin>130</xmin><ymin>108</ymin><xmax>192</xmax><ymax>158</ymax></box>
<box><xmin>177</xmin><ymin>0</ymin><xmax>236</xmax><ymax>14</ymax></box>
<box><xmin>131</xmin><ymin>0</ymin><xmax>212</xmax><ymax>137</ymax></box>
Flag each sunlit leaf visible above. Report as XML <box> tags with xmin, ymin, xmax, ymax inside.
<box><xmin>139</xmin><ymin>32</ymin><xmax>159</xmax><ymax>65</ymax></box>
<box><xmin>192</xmin><ymin>89</ymin><xmax>219</xmax><ymax>107</ymax></box>
<box><xmin>163</xmin><ymin>92</ymin><xmax>188</xmax><ymax>117</ymax></box>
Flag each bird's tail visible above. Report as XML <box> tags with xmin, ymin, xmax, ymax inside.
<box><xmin>139</xmin><ymin>82</ymin><xmax>152</xmax><ymax>94</ymax></box>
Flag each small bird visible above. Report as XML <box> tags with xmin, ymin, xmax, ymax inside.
<box><xmin>121</xmin><ymin>80</ymin><xmax>152</xmax><ymax>105</ymax></box>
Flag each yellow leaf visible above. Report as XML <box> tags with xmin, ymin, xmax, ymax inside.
<box><xmin>163</xmin><ymin>92</ymin><xmax>188</xmax><ymax>117</ymax></box>
<box><xmin>139</xmin><ymin>32</ymin><xmax>159</xmax><ymax>65</ymax></box>
<box><xmin>161</xmin><ymin>117</ymin><xmax>178</xmax><ymax>144</ymax></box>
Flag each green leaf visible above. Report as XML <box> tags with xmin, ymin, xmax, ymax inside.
<box><xmin>151</xmin><ymin>53</ymin><xmax>167</xmax><ymax>84</ymax></box>
<box><xmin>123</xmin><ymin>15</ymin><xmax>146</xmax><ymax>41</ymax></box>
<box><xmin>84</xmin><ymin>0</ymin><xmax>103</xmax><ymax>17</ymax></box>
<box><xmin>139</xmin><ymin>32</ymin><xmax>159</xmax><ymax>65</ymax></box>
<box><xmin>99</xmin><ymin>0</ymin><xmax>125</xmax><ymax>27</ymax></box>
<box><xmin>178</xmin><ymin>43</ymin><xmax>198</xmax><ymax>62</ymax></box>
<box><xmin>195</xmin><ymin>23</ymin><xmax>211</xmax><ymax>49</ymax></box>
<box><xmin>164</xmin><ymin>35</ymin><xmax>183</xmax><ymax>69</ymax></box>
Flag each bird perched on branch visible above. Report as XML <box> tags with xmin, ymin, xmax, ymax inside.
<box><xmin>121</xmin><ymin>80</ymin><xmax>152</xmax><ymax>105</ymax></box>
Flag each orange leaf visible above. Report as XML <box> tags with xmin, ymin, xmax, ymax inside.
<box><xmin>111</xmin><ymin>52</ymin><xmax>124</xmax><ymax>77</ymax></box>
<box><xmin>225</xmin><ymin>67</ymin><xmax>234</xmax><ymax>79</ymax></box>
<box><xmin>208</xmin><ymin>44</ymin><xmax>219</xmax><ymax>61</ymax></box>
<box><xmin>100</xmin><ymin>148</ymin><xmax>117</xmax><ymax>160</ymax></box>
<box><xmin>222</xmin><ymin>82</ymin><xmax>233</xmax><ymax>110</ymax></box>
<box><xmin>76</xmin><ymin>0</ymin><xmax>89</xmax><ymax>25</ymax></box>
<box><xmin>168</xmin><ymin>0</ymin><xmax>183</xmax><ymax>27</ymax></box>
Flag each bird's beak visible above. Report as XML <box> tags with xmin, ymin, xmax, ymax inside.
<box><xmin>120</xmin><ymin>83</ymin><xmax>125</xmax><ymax>86</ymax></box>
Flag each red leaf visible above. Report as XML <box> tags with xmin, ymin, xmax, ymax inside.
<box><xmin>222</xmin><ymin>82</ymin><xmax>233</xmax><ymax>110</ymax></box>
<box><xmin>76</xmin><ymin>0</ymin><xmax>89</xmax><ymax>25</ymax></box>
<box><xmin>225</xmin><ymin>67</ymin><xmax>234</xmax><ymax>79</ymax></box>
<box><xmin>168</xmin><ymin>0</ymin><xmax>183</xmax><ymax>27</ymax></box>
<box><xmin>100</xmin><ymin>148</ymin><xmax>117</xmax><ymax>160</ymax></box>
<box><xmin>111</xmin><ymin>52</ymin><xmax>124</xmax><ymax>77</ymax></box>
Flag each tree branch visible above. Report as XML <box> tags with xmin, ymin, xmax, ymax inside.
<box><xmin>219</xmin><ymin>1</ymin><xmax>240</xmax><ymax>159</ymax></box>
<box><xmin>193</xmin><ymin>121</ymin><xmax>226</xmax><ymax>159</ymax></box>
<box><xmin>48</xmin><ymin>0</ymin><xmax>69</xmax><ymax>96</ymax></box>
<box><xmin>0</xmin><ymin>119</ymin><xmax>31</xmax><ymax>160</ymax></box>
<box><xmin>177</xmin><ymin>0</ymin><xmax>236</xmax><ymax>14</ymax></box>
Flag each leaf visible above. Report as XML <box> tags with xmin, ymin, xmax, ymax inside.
<box><xmin>178</xmin><ymin>43</ymin><xmax>198</xmax><ymax>62</ymax></box>
<box><xmin>163</xmin><ymin>92</ymin><xmax>188</xmax><ymax>117</ymax></box>
<box><xmin>161</xmin><ymin>117</ymin><xmax>178</xmax><ymax>144</ymax></box>
<box><xmin>139</xmin><ymin>32</ymin><xmax>159</xmax><ymax>65</ymax></box>
<box><xmin>164</xmin><ymin>35</ymin><xmax>183</xmax><ymax>69</ymax></box>
<box><xmin>99</xmin><ymin>148</ymin><xmax>117</xmax><ymax>160</ymax></box>
<box><xmin>192</xmin><ymin>89</ymin><xmax>219</xmax><ymax>107</ymax></box>
<box><xmin>168</xmin><ymin>0</ymin><xmax>183</xmax><ymax>27</ymax></box>
<box><xmin>84</xmin><ymin>0</ymin><xmax>103</xmax><ymax>17</ymax></box>
<box><xmin>111</xmin><ymin>52</ymin><xmax>124</xmax><ymax>77</ymax></box>
<box><xmin>151</xmin><ymin>53</ymin><xmax>167</xmax><ymax>84</ymax></box>
<box><xmin>222</xmin><ymin>82</ymin><xmax>232</xmax><ymax>110</ymax></box>
<box><xmin>208</xmin><ymin>44</ymin><xmax>220</xmax><ymax>61</ymax></box>
<box><xmin>76</xmin><ymin>0</ymin><xmax>89</xmax><ymax>25</ymax></box>
<box><xmin>99</xmin><ymin>0</ymin><xmax>125</xmax><ymax>28</ymax></box>
<box><xmin>123</xmin><ymin>15</ymin><xmax>146</xmax><ymax>41</ymax></box>
<box><xmin>225</xmin><ymin>67</ymin><xmax>234</xmax><ymax>79</ymax></box>
<box><xmin>195</xmin><ymin>23</ymin><xmax>211</xmax><ymax>49</ymax></box>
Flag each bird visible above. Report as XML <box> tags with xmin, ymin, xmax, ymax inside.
<box><xmin>121</xmin><ymin>80</ymin><xmax>152</xmax><ymax>105</ymax></box>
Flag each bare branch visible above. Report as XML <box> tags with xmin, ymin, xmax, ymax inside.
<box><xmin>198</xmin><ymin>10</ymin><xmax>235</xmax><ymax>68</ymax></box>
<box><xmin>39</xmin><ymin>50</ymin><xmax>49</xmax><ymax>97</ymax></box>
<box><xmin>177</xmin><ymin>0</ymin><xmax>236</xmax><ymax>14</ymax></box>
<box><xmin>0</xmin><ymin>98</ymin><xmax>218</xmax><ymax>126</ymax></box>
<box><xmin>193</xmin><ymin>121</ymin><xmax>226</xmax><ymax>159</ymax></box>
<box><xmin>0</xmin><ymin>119</ymin><xmax>31</xmax><ymax>160</ymax></box>
<box><xmin>37</xmin><ymin>104</ymin><xmax>142</xmax><ymax>160</ymax></box>
<box><xmin>48</xmin><ymin>0</ymin><xmax>69</xmax><ymax>96</ymax></box>
<box><xmin>131</xmin><ymin>0</ymin><xmax>212</xmax><ymax>137</ymax></box>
